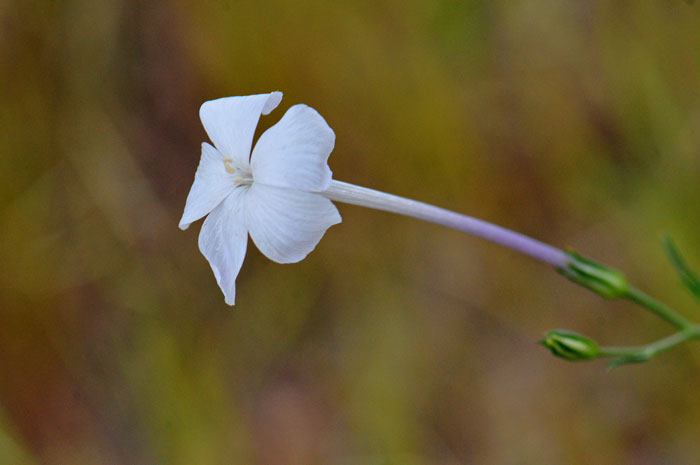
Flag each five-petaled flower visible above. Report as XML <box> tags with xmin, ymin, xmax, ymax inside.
<box><xmin>179</xmin><ymin>92</ymin><xmax>341</xmax><ymax>305</ymax></box>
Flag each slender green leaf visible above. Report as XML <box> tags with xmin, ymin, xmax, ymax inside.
<box><xmin>662</xmin><ymin>235</ymin><xmax>700</xmax><ymax>304</ymax></box>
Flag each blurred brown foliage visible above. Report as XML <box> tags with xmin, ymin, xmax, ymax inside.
<box><xmin>1</xmin><ymin>1</ymin><xmax>700</xmax><ymax>463</ymax></box>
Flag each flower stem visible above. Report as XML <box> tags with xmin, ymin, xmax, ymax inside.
<box><xmin>625</xmin><ymin>287</ymin><xmax>695</xmax><ymax>330</ymax></box>
<box><xmin>599</xmin><ymin>327</ymin><xmax>700</xmax><ymax>367</ymax></box>
<box><xmin>601</xmin><ymin>331</ymin><xmax>698</xmax><ymax>358</ymax></box>
<box><xmin>323</xmin><ymin>180</ymin><xmax>568</xmax><ymax>267</ymax></box>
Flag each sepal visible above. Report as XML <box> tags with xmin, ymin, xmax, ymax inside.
<box><xmin>559</xmin><ymin>251</ymin><xmax>628</xmax><ymax>299</ymax></box>
<box><xmin>540</xmin><ymin>329</ymin><xmax>600</xmax><ymax>361</ymax></box>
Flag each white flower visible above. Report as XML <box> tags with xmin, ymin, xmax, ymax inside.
<box><xmin>179</xmin><ymin>92</ymin><xmax>341</xmax><ymax>305</ymax></box>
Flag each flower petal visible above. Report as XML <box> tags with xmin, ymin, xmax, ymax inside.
<box><xmin>200</xmin><ymin>92</ymin><xmax>283</xmax><ymax>166</ymax></box>
<box><xmin>179</xmin><ymin>143</ymin><xmax>236</xmax><ymax>230</ymax></box>
<box><xmin>246</xmin><ymin>184</ymin><xmax>341</xmax><ymax>263</ymax></box>
<box><xmin>198</xmin><ymin>189</ymin><xmax>249</xmax><ymax>305</ymax></box>
<box><xmin>251</xmin><ymin>104</ymin><xmax>334</xmax><ymax>192</ymax></box>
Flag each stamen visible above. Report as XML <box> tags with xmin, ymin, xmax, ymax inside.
<box><xmin>222</xmin><ymin>158</ymin><xmax>236</xmax><ymax>174</ymax></box>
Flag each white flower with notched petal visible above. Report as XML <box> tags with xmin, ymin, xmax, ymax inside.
<box><xmin>179</xmin><ymin>92</ymin><xmax>341</xmax><ymax>305</ymax></box>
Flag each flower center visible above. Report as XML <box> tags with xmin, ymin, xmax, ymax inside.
<box><xmin>223</xmin><ymin>157</ymin><xmax>253</xmax><ymax>186</ymax></box>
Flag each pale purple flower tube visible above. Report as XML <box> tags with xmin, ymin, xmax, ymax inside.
<box><xmin>322</xmin><ymin>180</ymin><xmax>568</xmax><ymax>268</ymax></box>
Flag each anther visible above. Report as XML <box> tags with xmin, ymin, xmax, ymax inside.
<box><xmin>222</xmin><ymin>158</ymin><xmax>236</xmax><ymax>174</ymax></box>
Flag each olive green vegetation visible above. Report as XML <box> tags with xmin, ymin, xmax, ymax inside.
<box><xmin>1</xmin><ymin>1</ymin><xmax>700</xmax><ymax>463</ymax></box>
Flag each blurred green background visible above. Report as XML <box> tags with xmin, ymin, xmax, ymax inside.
<box><xmin>2</xmin><ymin>1</ymin><xmax>700</xmax><ymax>463</ymax></box>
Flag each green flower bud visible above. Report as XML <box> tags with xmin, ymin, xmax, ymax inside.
<box><xmin>540</xmin><ymin>329</ymin><xmax>600</xmax><ymax>361</ymax></box>
<box><xmin>558</xmin><ymin>252</ymin><xmax>629</xmax><ymax>299</ymax></box>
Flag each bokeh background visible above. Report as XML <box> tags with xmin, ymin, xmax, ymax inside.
<box><xmin>2</xmin><ymin>1</ymin><xmax>700</xmax><ymax>463</ymax></box>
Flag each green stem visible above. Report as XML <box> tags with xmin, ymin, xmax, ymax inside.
<box><xmin>561</xmin><ymin>252</ymin><xmax>695</xmax><ymax>330</ymax></box>
<box><xmin>547</xmin><ymin>250</ymin><xmax>700</xmax><ymax>366</ymax></box>
<box><xmin>599</xmin><ymin>327</ymin><xmax>700</xmax><ymax>366</ymax></box>
<box><xmin>625</xmin><ymin>287</ymin><xmax>695</xmax><ymax>330</ymax></box>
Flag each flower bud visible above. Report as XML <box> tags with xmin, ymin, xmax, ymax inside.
<box><xmin>540</xmin><ymin>329</ymin><xmax>600</xmax><ymax>361</ymax></box>
<box><xmin>559</xmin><ymin>252</ymin><xmax>629</xmax><ymax>299</ymax></box>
